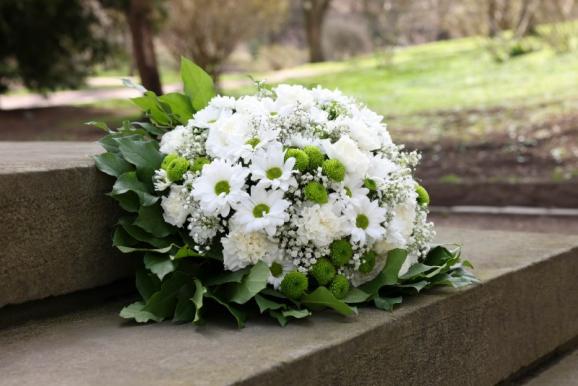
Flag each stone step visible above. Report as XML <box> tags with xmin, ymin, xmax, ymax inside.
<box><xmin>0</xmin><ymin>142</ymin><xmax>132</xmax><ymax>307</ymax></box>
<box><xmin>1</xmin><ymin>228</ymin><xmax>577</xmax><ymax>386</ymax></box>
<box><xmin>522</xmin><ymin>348</ymin><xmax>578</xmax><ymax>386</ymax></box>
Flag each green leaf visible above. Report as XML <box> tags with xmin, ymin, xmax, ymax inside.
<box><xmin>172</xmin><ymin>245</ymin><xmax>204</xmax><ymax>260</ymax></box>
<box><xmin>120</xmin><ymin>302</ymin><xmax>162</xmax><ymax>323</ymax></box>
<box><xmin>131</xmin><ymin>121</ymin><xmax>166</xmax><ymax>136</ymax></box>
<box><xmin>254</xmin><ymin>294</ymin><xmax>285</xmax><ymax>313</ymax></box>
<box><xmin>229</xmin><ymin>261</ymin><xmax>270</xmax><ymax>304</ymax></box>
<box><xmin>192</xmin><ymin>278</ymin><xmax>207</xmax><ymax>324</ymax></box>
<box><xmin>343</xmin><ymin>288</ymin><xmax>371</xmax><ymax>303</ymax></box>
<box><xmin>85</xmin><ymin>120</ymin><xmax>109</xmax><ymax>131</ymax></box>
<box><xmin>397</xmin><ymin>280</ymin><xmax>429</xmax><ymax>293</ymax></box>
<box><xmin>131</xmin><ymin>91</ymin><xmax>172</xmax><ymax>126</ymax></box>
<box><xmin>173</xmin><ymin>284</ymin><xmax>196</xmax><ymax>323</ymax></box>
<box><xmin>144</xmin><ymin>253</ymin><xmax>175</xmax><ymax>280</ymax></box>
<box><xmin>181</xmin><ymin>57</ymin><xmax>216</xmax><ymax>111</ymax></box>
<box><xmin>114</xmin><ymin>137</ymin><xmax>163</xmax><ymax>183</ymax></box>
<box><xmin>205</xmin><ymin>267</ymin><xmax>249</xmax><ymax>286</ymax></box>
<box><xmin>134</xmin><ymin>203</ymin><xmax>174</xmax><ymax>238</ymax></box>
<box><xmin>359</xmin><ymin>270</ymin><xmax>387</xmax><ymax>295</ymax></box>
<box><xmin>398</xmin><ymin>263</ymin><xmax>436</xmax><ymax>280</ymax></box>
<box><xmin>159</xmin><ymin>92</ymin><xmax>194</xmax><ymax>125</ymax></box>
<box><xmin>135</xmin><ymin>269</ymin><xmax>161</xmax><ymax>302</ymax></box>
<box><xmin>425</xmin><ymin>246</ymin><xmax>455</xmax><ymax>266</ymax></box>
<box><xmin>374</xmin><ymin>296</ymin><xmax>402</xmax><ymax>312</ymax></box>
<box><xmin>112</xmin><ymin>226</ymin><xmax>138</xmax><ymax>249</ymax></box>
<box><xmin>205</xmin><ymin>292</ymin><xmax>246</xmax><ymax>328</ymax></box>
<box><xmin>118</xmin><ymin>216</ymin><xmax>170</xmax><ymax>249</ymax></box>
<box><xmin>269</xmin><ymin>308</ymin><xmax>311</xmax><ymax>327</ymax></box>
<box><xmin>95</xmin><ymin>152</ymin><xmax>133</xmax><ymax>178</ymax></box>
<box><xmin>116</xmin><ymin>244</ymin><xmax>174</xmax><ymax>254</ymax></box>
<box><xmin>143</xmin><ymin>272</ymin><xmax>190</xmax><ymax>319</ymax></box>
<box><xmin>112</xmin><ymin>191</ymin><xmax>140</xmax><ymax>213</ymax></box>
<box><xmin>383</xmin><ymin>249</ymin><xmax>408</xmax><ymax>285</ymax></box>
<box><xmin>110</xmin><ymin>171</ymin><xmax>158</xmax><ymax>207</ymax></box>
<box><xmin>301</xmin><ymin>287</ymin><xmax>357</xmax><ymax>316</ymax></box>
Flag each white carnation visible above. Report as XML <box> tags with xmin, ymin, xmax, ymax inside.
<box><xmin>222</xmin><ymin>227</ymin><xmax>279</xmax><ymax>271</ymax></box>
<box><xmin>294</xmin><ymin>202</ymin><xmax>347</xmax><ymax>248</ymax></box>
<box><xmin>159</xmin><ymin>125</ymin><xmax>188</xmax><ymax>154</ymax></box>
<box><xmin>205</xmin><ymin>113</ymin><xmax>251</xmax><ymax>160</ymax></box>
<box><xmin>340</xmin><ymin>116</ymin><xmax>381</xmax><ymax>151</ymax></box>
<box><xmin>160</xmin><ymin>185</ymin><xmax>189</xmax><ymax>228</ymax></box>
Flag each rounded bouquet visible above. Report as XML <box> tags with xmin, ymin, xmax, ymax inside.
<box><xmin>95</xmin><ymin>59</ymin><xmax>477</xmax><ymax>327</ymax></box>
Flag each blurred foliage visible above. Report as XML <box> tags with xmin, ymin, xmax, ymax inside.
<box><xmin>0</xmin><ymin>0</ymin><xmax>114</xmax><ymax>94</ymax></box>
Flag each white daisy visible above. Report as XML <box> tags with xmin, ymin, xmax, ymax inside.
<box><xmin>191</xmin><ymin>159</ymin><xmax>249</xmax><ymax>217</ymax></box>
<box><xmin>221</xmin><ymin>226</ymin><xmax>279</xmax><ymax>271</ymax></box>
<box><xmin>267</xmin><ymin>259</ymin><xmax>295</xmax><ymax>289</ymax></box>
<box><xmin>232</xmin><ymin>185</ymin><xmax>290</xmax><ymax>236</ymax></box>
<box><xmin>345</xmin><ymin>195</ymin><xmax>387</xmax><ymax>245</ymax></box>
<box><xmin>250</xmin><ymin>142</ymin><xmax>297</xmax><ymax>191</ymax></box>
<box><xmin>191</xmin><ymin>105</ymin><xmax>232</xmax><ymax>129</ymax></box>
<box><xmin>366</xmin><ymin>154</ymin><xmax>399</xmax><ymax>185</ymax></box>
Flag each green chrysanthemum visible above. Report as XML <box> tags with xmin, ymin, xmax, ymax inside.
<box><xmin>303</xmin><ymin>181</ymin><xmax>328</xmax><ymax>204</ymax></box>
<box><xmin>191</xmin><ymin>157</ymin><xmax>210</xmax><ymax>173</ymax></box>
<box><xmin>416</xmin><ymin>185</ymin><xmax>430</xmax><ymax>206</ymax></box>
<box><xmin>280</xmin><ymin>271</ymin><xmax>308</xmax><ymax>299</ymax></box>
<box><xmin>285</xmin><ymin>148</ymin><xmax>309</xmax><ymax>172</ymax></box>
<box><xmin>310</xmin><ymin>258</ymin><xmax>336</xmax><ymax>286</ymax></box>
<box><xmin>303</xmin><ymin>145</ymin><xmax>324</xmax><ymax>171</ymax></box>
<box><xmin>166</xmin><ymin>157</ymin><xmax>190</xmax><ymax>181</ymax></box>
<box><xmin>322</xmin><ymin>159</ymin><xmax>346</xmax><ymax>182</ymax></box>
<box><xmin>359</xmin><ymin>251</ymin><xmax>377</xmax><ymax>274</ymax></box>
<box><xmin>161</xmin><ymin>153</ymin><xmax>179</xmax><ymax>170</ymax></box>
<box><xmin>363</xmin><ymin>178</ymin><xmax>377</xmax><ymax>191</ymax></box>
<box><xmin>330</xmin><ymin>239</ymin><xmax>353</xmax><ymax>267</ymax></box>
<box><xmin>330</xmin><ymin>274</ymin><xmax>350</xmax><ymax>299</ymax></box>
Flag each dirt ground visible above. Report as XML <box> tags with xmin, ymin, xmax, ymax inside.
<box><xmin>1</xmin><ymin>103</ymin><xmax>577</xmax><ymax>185</ymax></box>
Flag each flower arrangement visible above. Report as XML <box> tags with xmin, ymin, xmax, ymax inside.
<box><xmin>94</xmin><ymin>58</ymin><xmax>477</xmax><ymax>327</ymax></box>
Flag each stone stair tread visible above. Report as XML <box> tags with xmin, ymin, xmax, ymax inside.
<box><xmin>1</xmin><ymin>228</ymin><xmax>578</xmax><ymax>386</ymax></box>
<box><xmin>523</xmin><ymin>349</ymin><xmax>578</xmax><ymax>386</ymax></box>
<box><xmin>0</xmin><ymin>142</ymin><xmax>101</xmax><ymax>174</ymax></box>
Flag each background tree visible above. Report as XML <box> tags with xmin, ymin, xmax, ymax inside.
<box><xmin>162</xmin><ymin>0</ymin><xmax>288</xmax><ymax>84</ymax></box>
<box><xmin>0</xmin><ymin>0</ymin><xmax>111</xmax><ymax>95</ymax></box>
<box><xmin>100</xmin><ymin>0</ymin><xmax>163</xmax><ymax>95</ymax></box>
<box><xmin>302</xmin><ymin>0</ymin><xmax>332</xmax><ymax>62</ymax></box>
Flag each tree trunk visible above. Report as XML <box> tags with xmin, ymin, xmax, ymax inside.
<box><xmin>126</xmin><ymin>0</ymin><xmax>162</xmax><ymax>95</ymax></box>
<box><xmin>302</xmin><ymin>0</ymin><xmax>331</xmax><ymax>63</ymax></box>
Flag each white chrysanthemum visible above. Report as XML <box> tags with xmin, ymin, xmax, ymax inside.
<box><xmin>385</xmin><ymin>192</ymin><xmax>418</xmax><ymax>249</ymax></box>
<box><xmin>159</xmin><ymin>125</ymin><xmax>189</xmax><ymax>154</ymax></box>
<box><xmin>238</xmin><ymin>126</ymin><xmax>279</xmax><ymax>162</ymax></box>
<box><xmin>345</xmin><ymin>195</ymin><xmax>387</xmax><ymax>245</ymax></box>
<box><xmin>160</xmin><ymin>184</ymin><xmax>189</xmax><ymax>228</ymax></box>
<box><xmin>205</xmin><ymin>113</ymin><xmax>251</xmax><ymax>160</ymax></box>
<box><xmin>267</xmin><ymin>259</ymin><xmax>295</xmax><ymax>289</ymax></box>
<box><xmin>250</xmin><ymin>142</ymin><xmax>297</xmax><ymax>191</ymax></box>
<box><xmin>324</xmin><ymin>135</ymin><xmax>370</xmax><ymax>177</ymax></box>
<box><xmin>294</xmin><ymin>202</ymin><xmax>347</xmax><ymax>248</ymax></box>
<box><xmin>153</xmin><ymin>169</ymin><xmax>171</xmax><ymax>192</ymax></box>
<box><xmin>191</xmin><ymin>159</ymin><xmax>249</xmax><ymax>217</ymax></box>
<box><xmin>232</xmin><ymin>185</ymin><xmax>290</xmax><ymax>236</ymax></box>
<box><xmin>339</xmin><ymin>116</ymin><xmax>381</xmax><ymax>151</ymax></box>
<box><xmin>221</xmin><ymin>227</ymin><xmax>279</xmax><ymax>271</ymax></box>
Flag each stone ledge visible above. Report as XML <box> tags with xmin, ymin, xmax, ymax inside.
<box><xmin>0</xmin><ymin>142</ymin><xmax>132</xmax><ymax>307</ymax></box>
<box><xmin>1</xmin><ymin>228</ymin><xmax>577</xmax><ymax>386</ymax></box>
